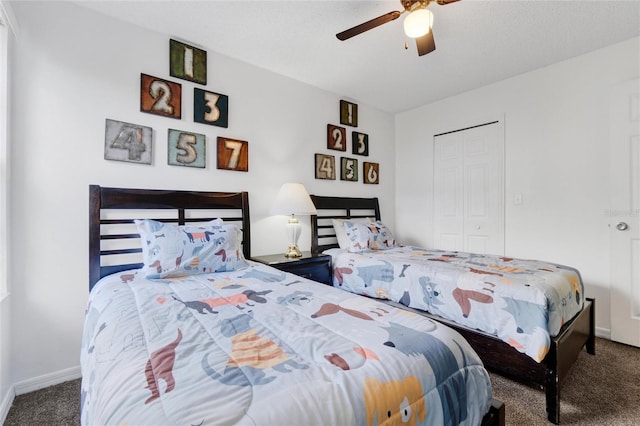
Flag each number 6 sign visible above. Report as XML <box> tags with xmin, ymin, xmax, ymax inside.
<box><xmin>363</xmin><ymin>162</ymin><xmax>379</xmax><ymax>184</ymax></box>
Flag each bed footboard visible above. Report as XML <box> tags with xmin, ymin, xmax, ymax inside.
<box><xmin>482</xmin><ymin>399</ymin><xmax>506</xmax><ymax>426</ymax></box>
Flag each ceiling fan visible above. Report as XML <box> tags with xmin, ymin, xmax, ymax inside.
<box><xmin>336</xmin><ymin>0</ymin><xmax>460</xmax><ymax>56</ymax></box>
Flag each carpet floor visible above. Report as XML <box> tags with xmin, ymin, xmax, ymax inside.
<box><xmin>4</xmin><ymin>337</ymin><xmax>639</xmax><ymax>425</ymax></box>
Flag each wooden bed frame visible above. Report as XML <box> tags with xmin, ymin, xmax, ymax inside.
<box><xmin>310</xmin><ymin>194</ymin><xmax>595</xmax><ymax>425</ymax></box>
<box><xmin>89</xmin><ymin>185</ymin><xmax>250</xmax><ymax>291</ymax></box>
<box><xmin>87</xmin><ymin>185</ymin><xmax>504</xmax><ymax>425</ymax></box>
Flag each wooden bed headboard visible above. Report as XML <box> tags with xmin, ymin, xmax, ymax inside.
<box><xmin>89</xmin><ymin>185</ymin><xmax>250</xmax><ymax>291</ymax></box>
<box><xmin>309</xmin><ymin>195</ymin><xmax>381</xmax><ymax>255</ymax></box>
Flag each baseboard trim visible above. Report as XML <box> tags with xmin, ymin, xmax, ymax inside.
<box><xmin>595</xmin><ymin>327</ymin><xmax>611</xmax><ymax>340</ymax></box>
<box><xmin>0</xmin><ymin>384</ymin><xmax>15</xmax><ymax>425</ymax></box>
<box><xmin>13</xmin><ymin>365</ymin><xmax>81</xmax><ymax>396</ymax></box>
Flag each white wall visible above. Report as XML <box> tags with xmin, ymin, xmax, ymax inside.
<box><xmin>395</xmin><ymin>37</ymin><xmax>640</xmax><ymax>336</ymax></box>
<box><xmin>6</xmin><ymin>1</ymin><xmax>395</xmax><ymax>391</ymax></box>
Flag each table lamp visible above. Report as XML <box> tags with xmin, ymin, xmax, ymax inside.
<box><xmin>271</xmin><ymin>183</ymin><xmax>317</xmax><ymax>258</ymax></box>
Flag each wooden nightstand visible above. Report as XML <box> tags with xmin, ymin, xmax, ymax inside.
<box><xmin>251</xmin><ymin>251</ymin><xmax>332</xmax><ymax>285</ymax></box>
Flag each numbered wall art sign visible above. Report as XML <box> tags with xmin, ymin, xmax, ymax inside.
<box><xmin>340</xmin><ymin>100</ymin><xmax>358</xmax><ymax>127</ymax></box>
<box><xmin>363</xmin><ymin>162</ymin><xmax>379</xmax><ymax>184</ymax></box>
<box><xmin>217</xmin><ymin>137</ymin><xmax>248</xmax><ymax>172</ymax></box>
<box><xmin>140</xmin><ymin>73</ymin><xmax>182</xmax><ymax>119</ymax></box>
<box><xmin>194</xmin><ymin>88</ymin><xmax>228</xmax><ymax>128</ymax></box>
<box><xmin>327</xmin><ymin>124</ymin><xmax>347</xmax><ymax>151</ymax></box>
<box><xmin>352</xmin><ymin>132</ymin><xmax>369</xmax><ymax>156</ymax></box>
<box><xmin>315</xmin><ymin>153</ymin><xmax>336</xmax><ymax>180</ymax></box>
<box><xmin>169</xmin><ymin>39</ymin><xmax>207</xmax><ymax>85</ymax></box>
<box><xmin>168</xmin><ymin>129</ymin><xmax>205</xmax><ymax>168</ymax></box>
<box><xmin>341</xmin><ymin>157</ymin><xmax>358</xmax><ymax>182</ymax></box>
<box><xmin>104</xmin><ymin>119</ymin><xmax>153</xmax><ymax>164</ymax></box>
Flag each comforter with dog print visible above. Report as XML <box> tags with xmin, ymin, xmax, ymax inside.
<box><xmin>327</xmin><ymin>246</ymin><xmax>584</xmax><ymax>363</ymax></box>
<box><xmin>80</xmin><ymin>261</ymin><xmax>493</xmax><ymax>426</ymax></box>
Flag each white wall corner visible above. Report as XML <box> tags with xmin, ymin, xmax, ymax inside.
<box><xmin>0</xmin><ymin>382</ymin><xmax>15</xmax><ymax>425</ymax></box>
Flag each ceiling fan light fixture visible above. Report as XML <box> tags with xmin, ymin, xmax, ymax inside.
<box><xmin>403</xmin><ymin>8</ymin><xmax>433</xmax><ymax>38</ymax></box>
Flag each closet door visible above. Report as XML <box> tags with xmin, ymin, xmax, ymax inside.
<box><xmin>433</xmin><ymin>121</ymin><xmax>504</xmax><ymax>255</ymax></box>
<box><xmin>609</xmin><ymin>79</ymin><xmax>640</xmax><ymax>347</ymax></box>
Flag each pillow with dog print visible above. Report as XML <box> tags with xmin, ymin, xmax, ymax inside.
<box><xmin>343</xmin><ymin>220</ymin><xmax>397</xmax><ymax>252</ymax></box>
<box><xmin>135</xmin><ymin>218</ymin><xmax>248</xmax><ymax>279</ymax></box>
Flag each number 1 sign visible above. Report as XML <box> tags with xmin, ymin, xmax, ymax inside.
<box><xmin>169</xmin><ymin>39</ymin><xmax>207</xmax><ymax>85</ymax></box>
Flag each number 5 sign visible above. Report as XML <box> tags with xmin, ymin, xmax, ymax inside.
<box><xmin>217</xmin><ymin>137</ymin><xmax>248</xmax><ymax>172</ymax></box>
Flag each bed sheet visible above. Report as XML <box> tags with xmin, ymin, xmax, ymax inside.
<box><xmin>81</xmin><ymin>261</ymin><xmax>492</xmax><ymax>426</ymax></box>
<box><xmin>327</xmin><ymin>246</ymin><xmax>584</xmax><ymax>362</ymax></box>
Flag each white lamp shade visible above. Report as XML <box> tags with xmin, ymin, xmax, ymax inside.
<box><xmin>403</xmin><ymin>8</ymin><xmax>433</xmax><ymax>38</ymax></box>
<box><xmin>271</xmin><ymin>183</ymin><xmax>317</xmax><ymax>216</ymax></box>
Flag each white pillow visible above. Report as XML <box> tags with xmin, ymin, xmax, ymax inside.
<box><xmin>332</xmin><ymin>217</ymin><xmax>374</xmax><ymax>249</ymax></box>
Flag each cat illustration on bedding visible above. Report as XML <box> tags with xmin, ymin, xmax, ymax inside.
<box><xmin>201</xmin><ymin>313</ymin><xmax>308</xmax><ymax>386</ymax></box>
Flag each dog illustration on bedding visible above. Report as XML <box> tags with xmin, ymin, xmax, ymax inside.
<box><xmin>451</xmin><ymin>270</ymin><xmax>497</xmax><ymax>318</ymax></box>
<box><xmin>201</xmin><ymin>314</ymin><xmax>308</xmax><ymax>386</ymax></box>
<box><xmin>239</xmin><ymin>267</ymin><xmax>286</xmax><ymax>283</ymax></box>
<box><xmin>173</xmin><ymin>289</ymin><xmax>272</xmax><ymax>314</ymax></box>
<box><xmin>334</xmin><ymin>261</ymin><xmax>394</xmax><ymax>288</ymax></box>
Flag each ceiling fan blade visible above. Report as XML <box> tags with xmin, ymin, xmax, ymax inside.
<box><xmin>436</xmin><ymin>0</ymin><xmax>460</xmax><ymax>4</ymax></box>
<box><xmin>336</xmin><ymin>10</ymin><xmax>402</xmax><ymax>41</ymax></box>
<box><xmin>416</xmin><ymin>30</ymin><xmax>436</xmax><ymax>56</ymax></box>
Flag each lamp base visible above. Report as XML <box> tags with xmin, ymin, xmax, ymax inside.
<box><xmin>284</xmin><ymin>244</ymin><xmax>303</xmax><ymax>258</ymax></box>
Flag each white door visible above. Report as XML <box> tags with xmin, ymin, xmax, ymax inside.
<box><xmin>433</xmin><ymin>121</ymin><xmax>505</xmax><ymax>255</ymax></box>
<box><xmin>610</xmin><ymin>78</ymin><xmax>640</xmax><ymax>347</ymax></box>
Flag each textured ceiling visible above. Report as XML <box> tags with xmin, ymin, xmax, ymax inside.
<box><xmin>74</xmin><ymin>0</ymin><xmax>640</xmax><ymax>113</ymax></box>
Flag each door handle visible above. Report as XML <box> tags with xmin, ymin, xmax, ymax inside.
<box><xmin>616</xmin><ymin>222</ymin><xmax>629</xmax><ymax>231</ymax></box>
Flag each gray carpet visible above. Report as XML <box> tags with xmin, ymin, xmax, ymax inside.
<box><xmin>3</xmin><ymin>337</ymin><xmax>639</xmax><ymax>425</ymax></box>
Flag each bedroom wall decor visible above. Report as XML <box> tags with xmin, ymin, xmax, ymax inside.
<box><xmin>104</xmin><ymin>118</ymin><xmax>153</xmax><ymax>164</ymax></box>
<box><xmin>194</xmin><ymin>88</ymin><xmax>229</xmax><ymax>128</ymax></box>
<box><xmin>169</xmin><ymin>39</ymin><xmax>207</xmax><ymax>85</ymax></box>
<box><xmin>327</xmin><ymin>124</ymin><xmax>346</xmax><ymax>151</ymax></box>
<box><xmin>315</xmin><ymin>153</ymin><xmax>336</xmax><ymax>180</ymax></box>
<box><xmin>217</xmin><ymin>137</ymin><xmax>248</xmax><ymax>172</ymax></box>
<box><xmin>340</xmin><ymin>99</ymin><xmax>358</xmax><ymax>127</ymax></box>
<box><xmin>352</xmin><ymin>131</ymin><xmax>369</xmax><ymax>156</ymax></box>
<box><xmin>167</xmin><ymin>129</ymin><xmax>206</xmax><ymax>168</ymax></box>
<box><xmin>340</xmin><ymin>157</ymin><xmax>358</xmax><ymax>181</ymax></box>
<box><xmin>363</xmin><ymin>161</ymin><xmax>379</xmax><ymax>184</ymax></box>
<box><xmin>140</xmin><ymin>73</ymin><xmax>182</xmax><ymax>119</ymax></box>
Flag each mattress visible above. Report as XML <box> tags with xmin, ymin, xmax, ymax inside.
<box><xmin>81</xmin><ymin>261</ymin><xmax>493</xmax><ymax>425</ymax></box>
<box><xmin>327</xmin><ymin>246</ymin><xmax>585</xmax><ymax>362</ymax></box>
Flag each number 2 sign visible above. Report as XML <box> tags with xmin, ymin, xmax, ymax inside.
<box><xmin>140</xmin><ymin>74</ymin><xmax>181</xmax><ymax>119</ymax></box>
<box><xmin>327</xmin><ymin>124</ymin><xmax>346</xmax><ymax>151</ymax></box>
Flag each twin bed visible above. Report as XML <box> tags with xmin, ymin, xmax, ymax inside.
<box><xmin>83</xmin><ymin>186</ymin><xmax>504</xmax><ymax>426</ymax></box>
<box><xmin>310</xmin><ymin>195</ymin><xmax>596</xmax><ymax>425</ymax></box>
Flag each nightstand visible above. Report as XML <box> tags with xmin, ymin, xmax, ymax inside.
<box><xmin>251</xmin><ymin>251</ymin><xmax>333</xmax><ymax>285</ymax></box>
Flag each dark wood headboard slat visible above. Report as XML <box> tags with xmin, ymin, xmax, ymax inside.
<box><xmin>89</xmin><ymin>185</ymin><xmax>251</xmax><ymax>291</ymax></box>
<box><xmin>309</xmin><ymin>194</ymin><xmax>381</xmax><ymax>255</ymax></box>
